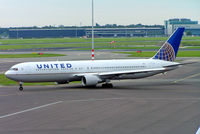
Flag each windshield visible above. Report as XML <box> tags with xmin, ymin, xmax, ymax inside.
<box><xmin>9</xmin><ymin>68</ymin><xmax>18</xmax><ymax>71</ymax></box>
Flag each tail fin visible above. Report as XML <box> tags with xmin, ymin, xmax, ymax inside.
<box><xmin>152</xmin><ymin>27</ymin><xmax>185</xmax><ymax>62</ymax></box>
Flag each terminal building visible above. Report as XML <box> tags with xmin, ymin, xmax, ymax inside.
<box><xmin>8</xmin><ymin>28</ymin><xmax>86</xmax><ymax>38</ymax></box>
<box><xmin>86</xmin><ymin>28</ymin><xmax>164</xmax><ymax>37</ymax></box>
<box><xmin>165</xmin><ymin>18</ymin><xmax>200</xmax><ymax>36</ymax></box>
<box><xmin>8</xmin><ymin>27</ymin><xmax>164</xmax><ymax>38</ymax></box>
<box><xmin>7</xmin><ymin>18</ymin><xmax>200</xmax><ymax>38</ymax></box>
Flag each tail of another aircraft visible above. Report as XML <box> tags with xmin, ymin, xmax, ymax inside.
<box><xmin>152</xmin><ymin>27</ymin><xmax>185</xmax><ymax>62</ymax></box>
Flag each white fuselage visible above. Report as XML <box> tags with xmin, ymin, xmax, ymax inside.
<box><xmin>5</xmin><ymin>59</ymin><xmax>178</xmax><ymax>83</ymax></box>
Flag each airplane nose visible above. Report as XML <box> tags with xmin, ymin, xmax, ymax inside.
<box><xmin>4</xmin><ymin>70</ymin><xmax>19</xmax><ymax>81</ymax></box>
<box><xmin>5</xmin><ymin>71</ymin><xmax>14</xmax><ymax>79</ymax></box>
<box><xmin>5</xmin><ymin>71</ymin><xmax>10</xmax><ymax>78</ymax></box>
<box><xmin>4</xmin><ymin>71</ymin><xmax>16</xmax><ymax>80</ymax></box>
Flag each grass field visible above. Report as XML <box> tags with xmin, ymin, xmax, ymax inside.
<box><xmin>0</xmin><ymin>37</ymin><xmax>200</xmax><ymax>50</ymax></box>
<box><xmin>0</xmin><ymin>53</ymin><xmax>66</xmax><ymax>58</ymax></box>
<box><xmin>187</xmin><ymin>46</ymin><xmax>200</xmax><ymax>49</ymax></box>
<box><xmin>0</xmin><ymin>36</ymin><xmax>200</xmax><ymax>44</ymax></box>
<box><xmin>0</xmin><ymin>42</ymin><xmax>161</xmax><ymax>50</ymax></box>
<box><xmin>75</xmin><ymin>46</ymin><xmax>161</xmax><ymax>50</ymax></box>
<box><xmin>1</xmin><ymin>41</ymin><xmax>200</xmax><ymax>50</ymax></box>
<box><xmin>117</xmin><ymin>51</ymin><xmax>200</xmax><ymax>57</ymax></box>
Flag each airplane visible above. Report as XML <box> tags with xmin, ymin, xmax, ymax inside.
<box><xmin>5</xmin><ymin>27</ymin><xmax>185</xmax><ymax>91</ymax></box>
<box><xmin>196</xmin><ymin>127</ymin><xmax>200</xmax><ymax>134</ymax></box>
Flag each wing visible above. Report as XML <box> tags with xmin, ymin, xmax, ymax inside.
<box><xmin>74</xmin><ymin>68</ymin><xmax>166</xmax><ymax>78</ymax></box>
<box><xmin>99</xmin><ymin>68</ymin><xmax>166</xmax><ymax>77</ymax></box>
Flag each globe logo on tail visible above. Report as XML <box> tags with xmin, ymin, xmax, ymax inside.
<box><xmin>153</xmin><ymin>42</ymin><xmax>175</xmax><ymax>62</ymax></box>
<box><xmin>152</xmin><ymin>27</ymin><xmax>185</xmax><ymax>62</ymax></box>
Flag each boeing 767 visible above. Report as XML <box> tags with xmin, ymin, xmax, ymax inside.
<box><xmin>5</xmin><ymin>27</ymin><xmax>185</xmax><ymax>91</ymax></box>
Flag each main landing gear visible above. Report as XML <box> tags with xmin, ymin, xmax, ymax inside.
<box><xmin>19</xmin><ymin>82</ymin><xmax>23</xmax><ymax>91</ymax></box>
<box><xmin>102</xmin><ymin>83</ymin><xmax>113</xmax><ymax>88</ymax></box>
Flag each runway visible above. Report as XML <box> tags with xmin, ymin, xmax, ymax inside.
<box><xmin>0</xmin><ymin>61</ymin><xmax>200</xmax><ymax>134</ymax></box>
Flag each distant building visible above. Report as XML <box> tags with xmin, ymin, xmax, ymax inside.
<box><xmin>0</xmin><ymin>28</ymin><xmax>8</xmax><ymax>38</ymax></box>
<box><xmin>9</xmin><ymin>28</ymin><xmax>86</xmax><ymax>38</ymax></box>
<box><xmin>86</xmin><ymin>28</ymin><xmax>164</xmax><ymax>37</ymax></box>
<box><xmin>165</xmin><ymin>18</ymin><xmax>200</xmax><ymax>35</ymax></box>
<box><xmin>9</xmin><ymin>27</ymin><xmax>164</xmax><ymax>38</ymax></box>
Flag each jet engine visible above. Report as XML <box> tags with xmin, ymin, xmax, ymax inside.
<box><xmin>82</xmin><ymin>75</ymin><xmax>102</xmax><ymax>86</ymax></box>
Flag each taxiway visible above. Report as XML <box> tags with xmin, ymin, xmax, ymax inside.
<box><xmin>0</xmin><ymin>61</ymin><xmax>199</xmax><ymax>134</ymax></box>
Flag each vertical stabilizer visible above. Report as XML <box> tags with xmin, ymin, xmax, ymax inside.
<box><xmin>153</xmin><ymin>27</ymin><xmax>185</xmax><ymax>62</ymax></box>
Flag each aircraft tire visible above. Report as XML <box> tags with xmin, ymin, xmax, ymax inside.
<box><xmin>102</xmin><ymin>83</ymin><xmax>113</xmax><ymax>88</ymax></box>
<box><xmin>19</xmin><ymin>87</ymin><xmax>23</xmax><ymax>91</ymax></box>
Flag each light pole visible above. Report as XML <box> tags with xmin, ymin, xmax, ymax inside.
<box><xmin>91</xmin><ymin>0</ymin><xmax>95</xmax><ymax>60</ymax></box>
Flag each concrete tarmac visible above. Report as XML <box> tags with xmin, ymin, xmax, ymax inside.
<box><xmin>0</xmin><ymin>62</ymin><xmax>200</xmax><ymax>134</ymax></box>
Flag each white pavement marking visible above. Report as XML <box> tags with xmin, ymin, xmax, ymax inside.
<box><xmin>173</xmin><ymin>73</ymin><xmax>200</xmax><ymax>83</ymax></box>
<box><xmin>0</xmin><ymin>101</ymin><xmax>63</xmax><ymax>119</ymax></box>
<box><xmin>0</xmin><ymin>97</ymin><xmax>199</xmax><ymax>119</ymax></box>
<box><xmin>0</xmin><ymin>98</ymin><xmax>124</xmax><ymax>119</ymax></box>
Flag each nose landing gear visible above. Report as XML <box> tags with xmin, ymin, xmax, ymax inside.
<box><xmin>19</xmin><ymin>82</ymin><xmax>23</xmax><ymax>91</ymax></box>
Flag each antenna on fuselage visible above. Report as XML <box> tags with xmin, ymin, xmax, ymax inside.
<box><xmin>91</xmin><ymin>0</ymin><xmax>95</xmax><ymax>61</ymax></box>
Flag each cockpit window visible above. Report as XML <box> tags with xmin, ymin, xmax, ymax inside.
<box><xmin>9</xmin><ymin>68</ymin><xmax>18</xmax><ymax>71</ymax></box>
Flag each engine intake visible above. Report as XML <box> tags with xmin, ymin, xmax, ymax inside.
<box><xmin>82</xmin><ymin>75</ymin><xmax>102</xmax><ymax>86</ymax></box>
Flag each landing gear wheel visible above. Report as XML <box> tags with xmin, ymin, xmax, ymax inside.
<box><xmin>108</xmin><ymin>83</ymin><xmax>113</xmax><ymax>88</ymax></box>
<box><xmin>102</xmin><ymin>83</ymin><xmax>113</xmax><ymax>88</ymax></box>
<box><xmin>19</xmin><ymin>82</ymin><xmax>24</xmax><ymax>91</ymax></box>
<box><xmin>19</xmin><ymin>87</ymin><xmax>23</xmax><ymax>91</ymax></box>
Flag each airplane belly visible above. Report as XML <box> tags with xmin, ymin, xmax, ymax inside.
<box><xmin>11</xmin><ymin>73</ymin><xmax>76</xmax><ymax>82</ymax></box>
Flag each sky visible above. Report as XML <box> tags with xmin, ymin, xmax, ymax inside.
<box><xmin>0</xmin><ymin>0</ymin><xmax>199</xmax><ymax>27</ymax></box>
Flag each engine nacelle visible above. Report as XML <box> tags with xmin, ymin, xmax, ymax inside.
<box><xmin>82</xmin><ymin>75</ymin><xmax>102</xmax><ymax>86</ymax></box>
